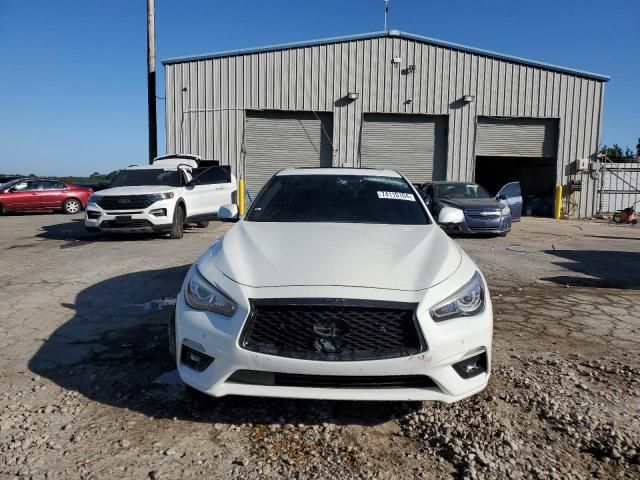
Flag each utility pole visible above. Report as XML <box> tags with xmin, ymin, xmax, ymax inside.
<box><xmin>147</xmin><ymin>0</ymin><xmax>157</xmax><ymax>163</ymax></box>
<box><xmin>384</xmin><ymin>0</ymin><xmax>390</xmax><ymax>31</ymax></box>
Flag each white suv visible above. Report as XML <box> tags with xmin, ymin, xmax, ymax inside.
<box><xmin>84</xmin><ymin>155</ymin><xmax>237</xmax><ymax>239</ymax></box>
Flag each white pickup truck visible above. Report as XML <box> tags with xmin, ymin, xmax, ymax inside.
<box><xmin>84</xmin><ymin>155</ymin><xmax>237</xmax><ymax>239</ymax></box>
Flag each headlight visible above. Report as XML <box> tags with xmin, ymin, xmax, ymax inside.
<box><xmin>501</xmin><ymin>204</ymin><xmax>511</xmax><ymax>215</ymax></box>
<box><xmin>430</xmin><ymin>272</ymin><xmax>485</xmax><ymax>321</ymax></box>
<box><xmin>184</xmin><ymin>266</ymin><xmax>238</xmax><ymax>316</ymax></box>
<box><xmin>88</xmin><ymin>194</ymin><xmax>100</xmax><ymax>204</ymax></box>
<box><xmin>147</xmin><ymin>192</ymin><xmax>174</xmax><ymax>202</ymax></box>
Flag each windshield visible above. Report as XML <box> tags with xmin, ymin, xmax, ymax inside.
<box><xmin>109</xmin><ymin>169</ymin><xmax>182</xmax><ymax>188</ymax></box>
<box><xmin>435</xmin><ymin>183</ymin><xmax>491</xmax><ymax>199</ymax></box>
<box><xmin>245</xmin><ymin>174</ymin><xmax>430</xmax><ymax>225</ymax></box>
<box><xmin>0</xmin><ymin>179</ymin><xmax>22</xmax><ymax>191</ymax></box>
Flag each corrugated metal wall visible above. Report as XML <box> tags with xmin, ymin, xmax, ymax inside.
<box><xmin>164</xmin><ymin>35</ymin><xmax>605</xmax><ymax>218</ymax></box>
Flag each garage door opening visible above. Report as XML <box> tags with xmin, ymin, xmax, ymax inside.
<box><xmin>475</xmin><ymin>156</ymin><xmax>556</xmax><ymax>217</ymax></box>
<box><xmin>474</xmin><ymin>117</ymin><xmax>558</xmax><ymax>217</ymax></box>
<box><xmin>244</xmin><ymin>110</ymin><xmax>334</xmax><ymax>196</ymax></box>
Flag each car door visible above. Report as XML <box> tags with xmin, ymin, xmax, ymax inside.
<box><xmin>188</xmin><ymin>166</ymin><xmax>236</xmax><ymax>217</ymax></box>
<box><xmin>37</xmin><ymin>180</ymin><xmax>67</xmax><ymax>208</ymax></box>
<box><xmin>5</xmin><ymin>180</ymin><xmax>39</xmax><ymax>210</ymax></box>
<box><xmin>496</xmin><ymin>181</ymin><xmax>523</xmax><ymax>221</ymax></box>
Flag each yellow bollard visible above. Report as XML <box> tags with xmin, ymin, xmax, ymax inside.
<box><xmin>238</xmin><ymin>178</ymin><xmax>245</xmax><ymax>216</ymax></box>
<box><xmin>553</xmin><ymin>185</ymin><xmax>562</xmax><ymax>219</ymax></box>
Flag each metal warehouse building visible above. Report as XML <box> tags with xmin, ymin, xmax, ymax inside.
<box><xmin>162</xmin><ymin>30</ymin><xmax>609</xmax><ymax>218</ymax></box>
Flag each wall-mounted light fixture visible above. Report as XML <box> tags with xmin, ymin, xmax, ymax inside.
<box><xmin>347</xmin><ymin>92</ymin><xmax>360</xmax><ymax>100</ymax></box>
<box><xmin>462</xmin><ymin>95</ymin><xmax>475</xmax><ymax>103</ymax></box>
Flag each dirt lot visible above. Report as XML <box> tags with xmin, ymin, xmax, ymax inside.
<box><xmin>0</xmin><ymin>215</ymin><xmax>639</xmax><ymax>479</ymax></box>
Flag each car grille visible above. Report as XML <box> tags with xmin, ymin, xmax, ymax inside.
<box><xmin>227</xmin><ymin>370</ymin><xmax>437</xmax><ymax>389</ymax></box>
<box><xmin>464</xmin><ymin>209</ymin><xmax>502</xmax><ymax>229</ymax></box>
<box><xmin>98</xmin><ymin>195</ymin><xmax>153</xmax><ymax>210</ymax></box>
<box><xmin>240</xmin><ymin>299</ymin><xmax>426</xmax><ymax>361</ymax></box>
<box><xmin>100</xmin><ymin>219</ymin><xmax>153</xmax><ymax>229</ymax></box>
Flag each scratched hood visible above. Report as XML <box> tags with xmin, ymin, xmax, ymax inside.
<box><xmin>200</xmin><ymin>222</ymin><xmax>462</xmax><ymax>291</ymax></box>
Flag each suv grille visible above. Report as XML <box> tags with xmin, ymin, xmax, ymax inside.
<box><xmin>240</xmin><ymin>299</ymin><xmax>425</xmax><ymax>361</ymax></box>
<box><xmin>98</xmin><ymin>195</ymin><xmax>154</xmax><ymax>210</ymax></box>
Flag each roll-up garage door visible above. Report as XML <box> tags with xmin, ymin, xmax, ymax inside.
<box><xmin>244</xmin><ymin>111</ymin><xmax>334</xmax><ymax>195</ymax></box>
<box><xmin>360</xmin><ymin>114</ymin><xmax>447</xmax><ymax>183</ymax></box>
<box><xmin>476</xmin><ymin>117</ymin><xmax>558</xmax><ymax>157</ymax></box>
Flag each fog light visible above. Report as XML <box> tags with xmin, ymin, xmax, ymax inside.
<box><xmin>87</xmin><ymin>210</ymin><xmax>101</xmax><ymax>219</ymax></box>
<box><xmin>150</xmin><ymin>208</ymin><xmax>167</xmax><ymax>217</ymax></box>
<box><xmin>180</xmin><ymin>344</ymin><xmax>214</xmax><ymax>372</ymax></box>
<box><xmin>453</xmin><ymin>352</ymin><xmax>487</xmax><ymax>379</ymax></box>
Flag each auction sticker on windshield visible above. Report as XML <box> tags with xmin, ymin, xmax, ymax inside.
<box><xmin>377</xmin><ymin>191</ymin><xmax>416</xmax><ymax>201</ymax></box>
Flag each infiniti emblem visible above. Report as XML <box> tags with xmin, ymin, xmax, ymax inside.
<box><xmin>313</xmin><ymin>320</ymin><xmax>350</xmax><ymax>353</ymax></box>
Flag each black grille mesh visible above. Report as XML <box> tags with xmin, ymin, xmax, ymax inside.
<box><xmin>241</xmin><ymin>299</ymin><xmax>425</xmax><ymax>361</ymax></box>
<box><xmin>98</xmin><ymin>195</ymin><xmax>154</xmax><ymax>210</ymax></box>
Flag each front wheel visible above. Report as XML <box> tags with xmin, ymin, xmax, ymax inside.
<box><xmin>63</xmin><ymin>198</ymin><xmax>82</xmax><ymax>214</ymax></box>
<box><xmin>612</xmin><ymin>212</ymin><xmax>623</xmax><ymax>224</ymax></box>
<box><xmin>169</xmin><ymin>205</ymin><xmax>185</xmax><ymax>239</ymax></box>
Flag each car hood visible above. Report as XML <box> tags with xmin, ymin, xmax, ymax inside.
<box><xmin>93</xmin><ymin>185</ymin><xmax>179</xmax><ymax>196</ymax></box>
<box><xmin>438</xmin><ymin>197</ymin><xmax>502</xmax><ymax>210</ymax></box>
<box><xmin>199</xmin><ymin>222</ymin><xmax>462</xmax><ymax>291</ymax></box>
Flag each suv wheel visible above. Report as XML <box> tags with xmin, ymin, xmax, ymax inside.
<box><xmin>63</xmin><ymin>198</ymin><xmax>81</xmax><ymax>214</ymax></box>
<box><xmin>195</xmin><ymin>221</ymin><xmax>209</xmax><ymax>228</ymax></box>
<box><xmin>169</xmin><ymin>205</ymin><xmax>185</xmax><ymax>239</ymax></box>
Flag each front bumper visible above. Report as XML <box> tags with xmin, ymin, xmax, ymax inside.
<box><xmin>173</xmin><ymin>271</ymin><xmax>493</xmax><ymax>402</ymax></box>
<box><xmin>442</xmin><ymin>212</ymin><xmax>512</xmax><ymax>235</ymax></box>
<box><xmin>84</xmin><ymin>200</ymin><xmax>175</xmax><ymax>233</ymax></box>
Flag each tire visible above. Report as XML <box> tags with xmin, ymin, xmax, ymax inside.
<box><xmin>195</xmin><ymin>220</ymin><xmax>209</xmax><ymax>229</ymax></box>
<box><xmin>169</xmin><ymin>205</ymin><xmax>185</xmax><ymax>239</ymax></box>
<box><xmin>612</xmin><ymin>212</ymin><xmax>623</xmax><ymax>224</ymax></box>
<box><xmin>62</xmin><ymin>198</ymin><xmax>82</xmax><ymax>214</ymax></box>
<box><xmin>85</xmin><ymin>227</ymin><xmax>100</xmax><ymax>233</ymax></box>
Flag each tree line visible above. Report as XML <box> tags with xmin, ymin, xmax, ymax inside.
<box><xmin>599</xmin><ymin>137</ymin><xmax>640</xmax><ymax>162</ymax></box>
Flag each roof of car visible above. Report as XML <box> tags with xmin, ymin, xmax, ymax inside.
<box><xmin>276</xmin><ymin>168</ymin><xmax>402</xmax><ymax>178</ymax></box>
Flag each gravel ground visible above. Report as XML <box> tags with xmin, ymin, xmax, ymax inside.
<box><xmin>0</xmin><ymin>214</ymin><xmax>638</xmax><ymax>479</ymax></box>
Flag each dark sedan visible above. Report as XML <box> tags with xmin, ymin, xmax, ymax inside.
<box><xmin>417</xmin><ymin>181</ymin><xmax>522</xmax><ymax>235</ymax></box>
<box><xmin>0</xmin><ymin>178</ymin><xmax>93</xmax><ymax>215</ymax></box>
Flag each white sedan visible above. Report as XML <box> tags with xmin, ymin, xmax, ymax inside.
<box><xmin>170</xmin><ymin>168</ymin><xmax>493</xmax><ymax>402</ymax></box>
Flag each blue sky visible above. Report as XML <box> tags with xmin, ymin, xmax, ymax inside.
<box><xmin>1</xmin><ymin>0</ymin><xmax>638</xmax><ymax>176</ymax></box>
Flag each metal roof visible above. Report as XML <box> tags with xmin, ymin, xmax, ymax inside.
<box><xmin>162</xmin><ymin>30</ymin><xmax>609</xmax><ymax>82</ymax></box>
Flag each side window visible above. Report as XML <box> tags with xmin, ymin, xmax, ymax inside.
<box><xmin>193</xmin><ymin>166</ymin><xmax>231</xmax><ymax>185</ymax></box>
<box><xmin>13</xmin><ymin>181</ymin><xmax>33</xmax><ymax>191</ymax></box>
<box><xmin>53</xmin><ymin>181</ymin><xmax>67</xmax><ymax>190</ymax></box>
<box><xmin>39</xmin><ymin>181</ymin><xmax>63</xmax><ymax>190</ymax></box>
<box><xmin>501</xmin><ymin>182</ymin><xmax>521</xmax><ymax>198</ymax></box>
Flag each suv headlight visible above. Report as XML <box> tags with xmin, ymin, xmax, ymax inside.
<box><xmin>88</xmin><ymin>194</ymin><xmax>100</xmax><ymax>204</ymax></box>
<box><xmin>501</xmin><ymin>204</ymin><xmax>511</xmax><ymax>215</ymax></box>
<box><xmin>430</xmin><ymin>272</ymin><xmax>485</xmax><ymax>321</ymax></box>
<box><xmin>184</xmin><ymin>266</ymin><xmax>238</xmax><ymax>316</ymax></box>
<box><xmin>147</xmin><ymin>192</ymin><xmax>174</xmax><ymax>202</ymax></box>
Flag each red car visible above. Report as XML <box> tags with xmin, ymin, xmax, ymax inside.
<box><xmin>0</xmin><ymin>178</ymin><xmax>93</xmax><ymax>215</ymax></box>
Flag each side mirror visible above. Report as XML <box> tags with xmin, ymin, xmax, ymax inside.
<box><xmin>438</xmin><ymin>206</ymin><xmax>464</xmax><ymax>225</ymax></box>
<box><xmin>218</xmin><ymin>204</ymin><xmax>239</xmax><ymax>221</ymax></box>
<box><xmin>497</xmin><ymin>194</ymin><xmax>507</xmax><ymax>201</ymax></box>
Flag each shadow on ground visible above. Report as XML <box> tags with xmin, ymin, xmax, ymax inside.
<box><xmin>28</xmin><ymin>264</ymin><xmax>416</xmax><ymax>426</ymax></box>
<box><xmin>542</xmin><ymin>249</ymin><xmax>640</xmax><ymax>289</ymax></box>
